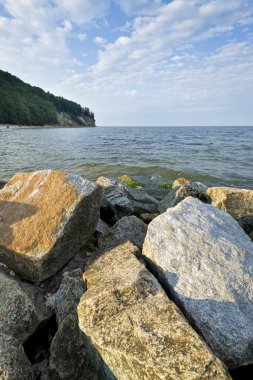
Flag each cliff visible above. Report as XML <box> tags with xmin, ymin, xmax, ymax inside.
<box><xmin>0</xmin><ymin>70</ymin><xmax>96</xmax><ymax>127</ymax></box>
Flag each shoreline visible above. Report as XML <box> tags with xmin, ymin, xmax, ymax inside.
<box><xmin>0</xmin><ymin>124</ymin><xmax>96</xmax><ymax>129</ymax></box>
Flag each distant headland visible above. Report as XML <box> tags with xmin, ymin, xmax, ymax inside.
<box><xmin>0</xmin><ymin>69</ymin><xmax>96</xmax><ymax>127</ymax></box>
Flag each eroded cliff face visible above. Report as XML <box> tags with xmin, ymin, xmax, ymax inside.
<box><xmin>57</xmin><ymin>112</ymin><xmax>96</xmax><ymax>127</ymax></box>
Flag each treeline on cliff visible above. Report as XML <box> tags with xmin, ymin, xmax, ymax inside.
<box><xmin>0</xmin><ymin>70</ymin><xmax>95</xmax><ymax>126</ymax></box>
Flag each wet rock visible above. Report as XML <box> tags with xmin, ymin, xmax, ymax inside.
<box><xmin>158</xmin><ymin>186</ymin><xmax>188</xmax><ymax>213</ymax></box>
<box><xmin>143</xmin><ymin>197</ymin><xmax>253</xmax><ymax>369</ymax></box>
<box><xmin>98</xmin><ymin>216</ymin><xmax>147</xmax><ymax>250</ymax></box>
<box><xmin>0</xmin><ymin>170</ymin><xmax>101</xmax><ymax>282</ymax></box>
<box><xmin>139</xmin><ymin>212</ymin><xmax>159</xmax><ymax>224</ymax></box>
<box><xmin>0</xmin><ymin>269</ymin><xmax>52</xmax><ymax>343</ymax></box>
<box><xmin>124</xmin><ymin>186</ymin><xmax>158</xmax><ymax>214</ymax></box>
<box><xmin>78</xmin><ymin>242</ymin><xmax>230</xmax><ymax>380</ymax></box>
<box><xmin>49</xmin><ymin>269</ymin><xmax>87</xmax><ymax>379</ymax></box>
<box><xmin>0</xmin><ymin>333</ymin><xmax>34</xmax><ymax>380</ymax></box>
<box><xmin>207</xmin><ymin>186</ymin><xmax>253</xmax><ymax>220</ymax></box>
<box><xmin>158</xmin><ymin>181</ymin><xmax>208</xmax><ymax>213</ymax></box>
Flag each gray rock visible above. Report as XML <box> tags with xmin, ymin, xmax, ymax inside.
<box><xmin>100</xmin><ymin>185</ymin><xmax>134</xmax><ymax>222</ymax></box>
<box><xmin>0</xmin><ymin>269</ymin><xmax>52</xmax><ymax>343</ymax></box>
<box><xmin>158</xmin><ymin>181</ymin><xmax>208</xmax><ymax>213</ymax></box>
<box><xmin>125</xmin><ymin>187</ymin><xmax>158</xmax><ymax>214</ymax></box>
<box><xmin>158</xmin><ymin>186</ymin><xmax>188</xmax><ymax>213</ymax></box>
<box><xmin>98</xmin><ymin>216</ymin><xmax>147</xmax><ymax>250</ymax></box>
<box><xmin>0</xmin><ymin>334</ymin><xmax>34</xmax><ymax>380</ymax></box>
<box><xmin>143</xmin><ymin>197</ymin><xmax>253</xmax><ymax>369</ymax></box>
<box><xmin>49</xmin><ymin>269</ymin><xmax>87</xmax><ymax>379</ymax></box>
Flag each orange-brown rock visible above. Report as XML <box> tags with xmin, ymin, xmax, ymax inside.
<box><xmin>0</xmin><ymin>170</ymin><xmax>101</xmax><ymax>283</ymax></box>
<box><xmin>78</xmin><ymin>242</ymin><xmax>231</xmax><ymax>380</ymax></box>
<box><xmin>207</xmin><ymin>186</ymin><xmax>253</xmax><ymax>220</ymax></box>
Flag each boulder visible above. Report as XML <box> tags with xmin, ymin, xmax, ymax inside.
<box><xmin>49</xmin><ymin>269</ymin><xmax>87</xmax><ymax>379</ymax></box>
<box><xmin>0</xmin><ymin>170</ymin><xmax>101</xmax><ymax>282</ymax></box>
<box><xmin>0</xmin><ymin>269</ymin><xmax>52</xmax><ymax>343</ymax></box>
<box><xmin>78</xmin><ymin>242</ymin><xmax>230</xmax><ymax>380</ymax></box>
<box><xmin>98</xmin><ymin>216</ymin><xmax>147</xmax><ymax>250</ymax></box>
<box><xmin>207</xmin><ymin>186</ymin><xmax>253</xmax><ymax>220</ymax></box>
<box><xmin>96</xmin><ymin>176</ymin><xmax>158</xmax><ymax>221</ymax></box>
<box><xmin>143</xmin><ymin>197</ymin><xmax>253</xmax><ymax>369</ymax></box>
<box><xmin>158</xmin><ymin>181</ymin><xmax>208</xmax><ymax>213</ymax></box>
<box><xmin>124</xmin><ymin>186</ymin><xmax>158</xmax><ymax>214</ymax></box>
<box><xmin>158</xmin><ymin>186</ymin><xmax>188</xmax><ymax>213</ymax></box>
<box><xmin>0</xmin><ymin>334</ymin><xmax>34</xmax><ymax>380</ymax></box>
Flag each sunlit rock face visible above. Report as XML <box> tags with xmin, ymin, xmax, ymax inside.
<box><xmin>207</xmin><ymin>186</ymin><xmax>253</xmax><ymax>220</ymax></box>
<box><xmin>0</xmin><ymin>170</ymin><xmax>101</xmax><ymax>283</ymax></box>
<box><xmin>143</xmin><ymin>197</ymin><xmax>253</xmax><ymax>369</ymax></box>
<box><xmin>78</xmin><ymin>242</ymin><xmax>231</xmax><ymax>380</ymax></box>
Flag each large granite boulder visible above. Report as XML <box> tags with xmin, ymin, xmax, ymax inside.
<box><xmin>49</xmin><ymin>269</ymin><xmax>87</xmax><ymax>379</ymax></box>
<box><xmin>0</xmin><ymin>269</ymin><xmax>52</xmax><ymax>343</ymax></box>
<box><xmin>0</xmin><ymin>170</ymin><xmax>101</xmax><ymax>282</ymax></box>
<box><xmin>98</xmin><ymin>216</ymin><xmax>147</xmax><ymax>250</ymax></box>
<box><xmin>124</xmin><ymin>186</ymin><xmax>158</xmax><ymax>214</ymax></box>
<box><xmin>0</xmin><ymin>334</ymin><xmax>34</xmax><ymax>380</ymax></box>
<box><xmin>207</xmin><ymin>186</ymin><xmax>253</xmax><ymax>220</ymax></box>
<box><xmin>77</xmin><ymin>242</ymin><xmax>230</xmax><ymax>380</ymax></box>
<box><xmin>143</xmin><ymin>197</ymin><xmax>253</xmax><ymax>369</ymax></box>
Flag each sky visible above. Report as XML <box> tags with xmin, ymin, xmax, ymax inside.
<box><xmin>0</xmin><ymin>0</ymin><xmax>253</xmax><ymax>126</ymax></box>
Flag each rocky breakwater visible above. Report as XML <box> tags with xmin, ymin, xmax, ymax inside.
<box><xmin>0</xmin><ymin>172</ymin><xmax>252</xmax><ymax>379</ymax></box>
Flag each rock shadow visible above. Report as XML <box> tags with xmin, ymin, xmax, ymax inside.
<box><xmin>144</xmin><ymin>257</ymin><xmax>253</xmax><ymax>372</ymax></box>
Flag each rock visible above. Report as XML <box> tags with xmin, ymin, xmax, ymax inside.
<box><xmin>118</xmin><ymin>175</ymin><xmax>142</xmax><ymax>187</ymax></box>
<box><xmin>0</xmin><ymin>333</ymin><xmax>34</xmax><ymax>380</ymax></box>
<box><xmin>207</xmin><ymin>186</ymin><xmax>253</xmax><ymax>220</ymax></box>
<box><xmin>124</xmin><ymin>186</ymin><xmax>159</xmax><ymax>214</ymax></box>
<box><xmin>96</xmin><ymin>176</ymin><xmax>158</xmax><ymax>220</ymax></box>
<box><xmin>95</xmin><ymin>218</ymin><xmax>110</xmax><ymax>236</ymax></box>
<box><xmin>0</xmin><ymin>181</ymin><xmax>6</xmax><ymax>190</ymax></box>
<box><xmin>158</xmin><ymin>181</ymin><xmax>208</xmax><ymax>213</ymax></box>
<box><xmin>172</xmin><ymin>177</ymin><xmax>190</xmax><ymax>188</ymax></box>
<box><xmin>143</xmin><ymin>197</ymin><xmax>253</xmax><ymax>369</ymax></box>
<box><xmin>98</xmin><ymin>216</ymin><xmax>147</xmax><ymax>250</ymax></box>
<box><xmin>49</xmin><ymin>269</ymin><xmax>87</xmax><ymax>379</ymax></box>
<box><xmin>0</xmin><ymin>170</ymin><xmax>101</xmax><ymax>282</ymax></box>
<box><xmin>158</xmin><ymin>186</ymin><xmax>188</xmax><ymax>213</ymax></box>
<box><xmin>0</xmin><ymin>269</ymin><xmax>52</xmax><ymax>343</ymax></box>
<box><xmin>77</xmin><ymin>242</ymin><xmax>230</xmax><ymax>380</ymax></box>
<box><xmin>139</xmin><ymin>212</ymin><xmax>159</xmax><ymax>224</ymax></box>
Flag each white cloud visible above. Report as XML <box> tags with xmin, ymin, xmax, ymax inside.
<box><xmin>78</xmin><ymin>33</ymin><xmax>87</xmax><ymax>41</ymax></box>
<box><xmin>94</xmin><ymin>36</ymin><xmax>108</xmax><ymax>46</ymax></box>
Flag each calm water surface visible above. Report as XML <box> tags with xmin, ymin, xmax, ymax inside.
<box><xmin>0</xmin><ymin>126</ymin><xmax>252</xmax><ymax>189</ymax></box>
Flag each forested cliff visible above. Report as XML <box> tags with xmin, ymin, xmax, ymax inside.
<box><xmin>0</xmin><ymin>70</ymin><xmax>95</xmax><ymax>126</ymax></box>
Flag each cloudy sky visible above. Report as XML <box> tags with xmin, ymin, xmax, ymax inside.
<box><xmin>0</xmin><ymin>0</ymin><xmax>253</xmax><ymax>126</ymax></box>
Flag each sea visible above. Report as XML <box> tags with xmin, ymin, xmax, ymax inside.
<box><xmin>0</xmin><ymin>126</ymin><xmax>252</xmax><ymax>195</ymax></box>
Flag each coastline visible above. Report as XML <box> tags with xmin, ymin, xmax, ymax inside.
<box><xmin>0</xmin><ymin>124</ymin><xmax>96</xmax><ymax>129</ymax></box>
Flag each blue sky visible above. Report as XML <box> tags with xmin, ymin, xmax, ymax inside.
<box><xmin>0</xmin><ymin>0</ymin><xmax>253</xmax><ymax>126</ymax></box>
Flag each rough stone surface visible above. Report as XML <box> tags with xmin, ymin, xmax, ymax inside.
<box><xmin>0</xmin><ymin>333</ymin><xmax>34</xmax><ymax>380</ymax></box>
<box><xmin>0</xmin><ymin>269</ymin><xmax>52</xmax><ymax>343</ymax></box>
<box><xmin>158</xmin><ymin>181</ymin><xmax>208</xmax><ymax>213</ymax></box>
<box><xmin>207</xmin><ymin>186</ymin><xmax>253</xmax><ymax>220</ymax></box>
<box><xmin>100</xmin><ymin>185</ymin><xmax>134</xmax><ymax>222</ymax></box>
<box><xmin>49</xmin><ymin>269</ymin><xmax>87</xmax><ymax>379</ymax></box>
<box><xmin>143</xmin><ymin>197</ymin><xmax>253</xmax><ymax>369</ymax></box>
<box><xmin>0</xmin><ymin>170</ymin><xmax>101</xmax><ymax>282</ymax></box>
<box><xmin>78</xmin><ymin>242</ymin><xmax>231</xmax><ymax>380</ymax></box>
<box><xmin>98</xmin><ymin>216</ymin><xmax>147</xmax><ymax>250</ymax></box>
<box><xmin>158</xmin><ymin>185</ymin><xmax>188</xmax><ymax>213</ymax></box>
<box><xmin>124</xmin><ymin>186</ymin><xmax>158</xmax><ymax>214</ymax></box>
